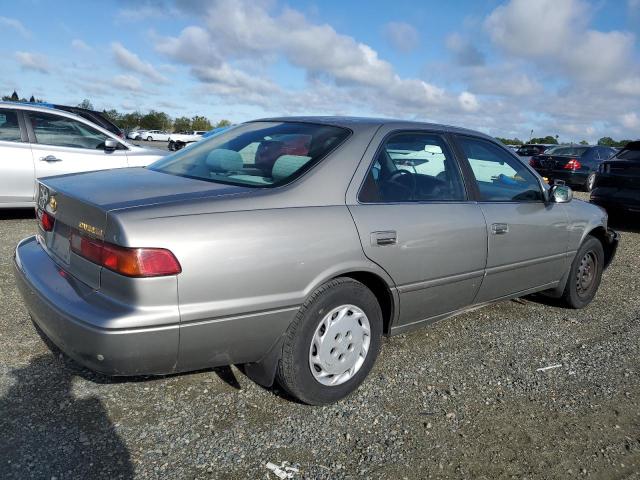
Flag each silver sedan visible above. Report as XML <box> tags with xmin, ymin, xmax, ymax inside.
<box><xmin>14</xmin><ymin>117</ymin><xmax>618</xmax><ymax>404</ymax></box>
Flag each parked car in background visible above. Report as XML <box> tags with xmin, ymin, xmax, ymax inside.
<box><xmin>167</xmin><ymin>130</ymin><xmax>209</xmax><ymax>151</ymax></box>
<box><xmin>14</xmin><ymin>117</ymin><xmax>618</xmax><ymax>405</ymax></box>
<box><xmin>591</xmin><ymin>141</ymin><xmax>640</xmax><ymax>217</ymax></box>
<box><xmin>144</xmin><ymin>130</ymin><xmax>170</xmax><ymax>141</ymax></box>
<box><xmin>515</xmin><ymin>144</ymin><xmax>555</xmax><ymax>163</ymax></box>
<box><xmin>127</xmin><ymin>129</ymin><xmax>147</xmax><ymax>140</ymax></box>
<box><xmin>0</xmin><ymin>102</ymin><xmax>167</xmax><ymax>207</ymax></box>
<box><xmin>529</xmin><ymin>145</ymin><xmax>617</xmax><ymax>191</ymax></box>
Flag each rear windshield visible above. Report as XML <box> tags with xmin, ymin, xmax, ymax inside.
<box><xmin>546</xmin><ymin>146</ymin><xmax>588</xmax><ymax>156</ymax></box>
<box><xmin>617</xmin><ymin>148</ymin><xmax>640</xmax><ymax>161</ymax></box>
<box><xmin>149</xmin><ymin>122</ymin><xmax>350</xmax><ymax>187</ymax></box>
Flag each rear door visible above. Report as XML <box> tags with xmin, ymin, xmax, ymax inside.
<box><xmin>25</xmin><ymin>110</ymin><xmax>129</xmax><ymax>180</ymax></box>
<box><xmin>347</xmin><ymin>127</ymin><xmax>487</xmax><ymax>331</ymax></box>
<box><xmin>0</xmin><ymin>108</ymin><xmax>35</xmax><ymax>205</ymax></box>
<box><xmin>452</xmin><ymin>134</ymin><xmax>569</xmax><ymax>302</ymax></box>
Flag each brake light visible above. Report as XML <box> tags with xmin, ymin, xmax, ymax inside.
<box><xmin>564</xmin><ymin>158</ymin><xmax>581</xmax><ymax>170</ymax></box>
<box><xmin>529</xmin><ymin>158</ymin><xmax>536</xmax><ymax>166</ymax></box>
<box><xmin>70</xmin><ymin>231</ymin><xmax>181</xmax><ymax>277</ymax></box>
<box><xmin>39</xmin><ymin>210</ymin><xmax>55</xmax><ymax>232</ymax></box>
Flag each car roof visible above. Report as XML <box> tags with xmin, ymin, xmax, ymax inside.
<box><xmin>251</xmin><ymin>116</ymin><xmax>495</xmax><ymax>140</ymax></box>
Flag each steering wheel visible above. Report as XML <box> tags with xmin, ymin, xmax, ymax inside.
<box><xmin>385</xmin><ymin>169</ymin><xmax>416</xmax><ymax>200</ymax></box>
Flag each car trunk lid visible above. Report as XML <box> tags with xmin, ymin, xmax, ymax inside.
<box><xmin>597</xmin><ymin>160</ymin><xmax>640</xmax><ymax>188</ymax></box>
<box><xmin>36</xmin><ymin>168</ymin><xmax>253</xmax><ymax>289</ymax></box>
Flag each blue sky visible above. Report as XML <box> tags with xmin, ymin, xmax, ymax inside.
<box><xmin>1</xmin><ymin>0</ymin><xmax>639</xmax><ymax>142</ymax></box>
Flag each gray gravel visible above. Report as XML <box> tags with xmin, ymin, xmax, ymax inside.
<box><xmin>1</xmin><ymin>194</ymin><xmax>639</xmax><ymax>479</ymax></box>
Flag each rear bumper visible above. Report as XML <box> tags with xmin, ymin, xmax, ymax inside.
<box><xmin>13</xmin><ymin>236</ymin><xmax>180</xmax><ymax>375</ymax></box>
<box><xmin>591</xmin><ymin>189</ymin><xmax>640</xmax><ymax>214</ymax></box>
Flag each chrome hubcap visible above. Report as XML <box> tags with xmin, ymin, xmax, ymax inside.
<box><xmin>576</xmin><ymin>251</ymin><xmax>596</xmax><ymax>295</ymax></box>
<box><xmin>308</xmin><ymin>304</ymin><xmax>371</xmax><ymax>386</ymax></box>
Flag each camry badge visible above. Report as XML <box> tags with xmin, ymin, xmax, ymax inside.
<box><xmin>78</xmin><ymin>222</ymin><xmax>104</xmax><ymax>238</ymax></box>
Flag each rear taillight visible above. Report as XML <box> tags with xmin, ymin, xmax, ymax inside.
<box><xmin>529</xmin><ymin>158</ymin><xmax>536</xmax><ymax>166</ymax></box>
<box><xmin>70</xmin><ymin>231</ymin><xmax>181</xmax><ymax>277</ymax></box>
<box><xmin>39</xmin><ymin>210</ymin><xmax>55</xmax><ymax>232</ymax></box>
<box><xmin>564</xmin><ymin>158</ymin><xmax>581</xmax><ymax>170</ymax></box>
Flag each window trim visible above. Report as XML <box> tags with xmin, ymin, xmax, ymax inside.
<box><xmin>451</xmin><ymin>133</ymin><xmax>547</xmax><ymax>204</ymax></box>
<box><xmin>356</xmin><ymin>129</ymin><xmax>471</xmax><ymax>205</ymax></box>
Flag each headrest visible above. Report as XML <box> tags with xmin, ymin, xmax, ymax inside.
<box><xmin>205</xmin><ymin>149</ymin><xmax>243</xmax><ymax>172</ymax></box>
<box><xmin>272</xmin><ymin>155</ymin><xmax>311</xmax><ymax>182</ymax></box>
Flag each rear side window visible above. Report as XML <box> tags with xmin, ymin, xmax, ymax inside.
<box><xmin>0</xmin><ymin>109</ymin><xmax>22</xmax><ymax>142</ymax></box>
<box><xmin>150</xmin><ymin>122</ymin><xmax>350</xmax><ymax>187</ymax></box>
<box><xmin>457</xmin><ymin>136</ymin><xmax>543</xmax><ymax>202</ymax></box>
<box><xmin>28</xmin><ymin>112</ymin><xmax>110</xmax><ymax>150</ymax></box>
<box><xmin>359</xmin><ymin>132</ymin><xmax>465</xmax><ymax>202</ymax></box>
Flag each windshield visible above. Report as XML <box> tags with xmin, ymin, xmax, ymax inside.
<box><xmin>548</xmin><ymin>146</ymin><xmax>589</xmax><ymax>156</ymax></box>
<box><xmin>149</xmin><ymin>122</ymin><xmax>350</xmax><ymax>187</ymax></box>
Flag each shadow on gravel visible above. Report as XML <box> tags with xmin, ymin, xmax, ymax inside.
<box><xmin>0</xmin><ymin>208</ymin><xmax>35</xmax><ymax>220</ymax></box>
<box><xmin>0</xmin><ymin>355</ymin><xmax>134</xmax><ymax>479</ymax></box>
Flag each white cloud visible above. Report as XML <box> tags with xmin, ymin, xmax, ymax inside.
<box><xmin>484</xmin><ymin>0</ymin><xmax>637</xmax><ymax>86</ymax></box>
<box><xmin>111</xmin><ymin>42</ymin><xmax>167</xmax><ymax>84</ymax></box>
<box><xmin>0</xmin><ymin>17</ymin><xmax>31</xmax><ymax>38</ymax></box>
<box><xmin>621</xmin><ymin>112</ymin><xmax>639</xmax><ymax>129</ymax></box>
<box><xmin>111</xmin><ymin>74</ymin><xmax>143</xmax><ymax>92</ymax></box>
<box><xmin>71</xmin><ymin>39</ymin><xmax>92</xmax><ymax>52</ymax></box>
<box><xmin>458</xmin><ymin>91</ymin><xmax>479</xmax><ymax>112</ymax></box>
<box><xmin>383</xmin><ymin>22</ymin><xmax>420</xmax><ymax>53</ymax></box>
<box><xmin>15</xmin><ymin>51</ymin><xmax>50</xmax><ymax>74</ymax></box>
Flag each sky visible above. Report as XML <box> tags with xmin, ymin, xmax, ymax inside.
<box><xmin>0</xmin><ymin>0</ymin><xmax>639</xmax><ymax>143</ymax></box>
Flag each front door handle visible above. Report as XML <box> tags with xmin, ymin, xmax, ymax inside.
<box><xmin>40</xmin><ymin>155</ymin><xmax>62</xmax><ymax>162</ymax></box>
<box><xmin>371</xmin><ymin>230</ymin><xmax>397</xmax><ymax>246</ymax></box>
<box><xmin>491</xmin><ymin>223</ymin><xmax>509</xmax><ymax>235</ymax></box>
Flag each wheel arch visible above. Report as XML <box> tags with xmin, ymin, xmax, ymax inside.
<box><xmin>586</xmin><ymin>226</ymin><xmax>616</xmax><ymax>268</ymax></box>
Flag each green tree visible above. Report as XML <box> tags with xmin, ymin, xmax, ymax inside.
<box><xmin>173</xmin><ymin>116</ymin><xmax>191</xmax><ymax>132</ymax></box>
<box><xmin>597</xmin><ymin>136</ymin><xmax>616</xmax><ymax>147</ymax></box>
<box><xmin>140</xmin><ymin>110</ymin><xmax>172</xmax><ymax>130</ymax></box>
<box><xmin>103</xmin><ymin>109</ymin><xmax>122</xmax><ymax>126</ymax></box>
<box><xmin>215</xmin><ymin>119</ymin><xmax>232</xmax><ymax>128</ymax></box>
<box><xmin>530</xmin><ymin>135</ymin><xmax>558</xmax><ymax>145</ymax></box>
<box><xmin>120</xmin><ymin>112</ymin><xmax>143</xmax><ymax>131</ymax></box>
<box><xmin>579</xmin><ymin>140</ymin><xmax>589</xmax><ymax>145</ymax></box>
<box><xmin>77</xmin><ymin>99</ymin><xmax>94</xmax><ymax>110</ymax></box>
<box><xmin>496</xmin><ymin>137</ymin><xmax>523</xmax><ymax>145</ymax></box>
<box><xmin>29</xmin><ymin>95</ymin><xmax>35</xmax><ymax>102</ymax></box>
<box><xmin>10</xmin><ymin>90</ymin><xmax>19</xmax><ymax>101</ymax></box>
<box><xmin>191</xmin><ymin>115</ymin><xmax>212</xmax><ymax>130</ymax></box>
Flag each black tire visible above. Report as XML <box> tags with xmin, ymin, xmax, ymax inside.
<box><xmin>168</xmin><ymin>141</ymin><xmax>175</xmax><ymax>151</ymax></box>
<box><xmin>562</xmin><ymin>236</ymin><xmax>604</xmax><ymax>308</ymax></box>
<box><xmin>585</xmin><ymin>172</ymin><xmax>596</xmax><ymax>192</ymax></box>
<box><xmin>276</xmin><ymin>277</ymin><xmax>383</xmax><ymax>405</ymax></box>
<box><xmin>147</xmin><ymin>136</ymin><xmax>153</xmax><ymax>141</ymax></box>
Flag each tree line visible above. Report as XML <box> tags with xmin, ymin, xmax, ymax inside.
<box><xmin>496</xmin><ymin>135</ymin><xmax>635</xmax><ymax>148</ymax></box>
<box><xmin>2</xmin><ymin>92</ymin><xmax>232</xmax><ymax>133</ymax></box>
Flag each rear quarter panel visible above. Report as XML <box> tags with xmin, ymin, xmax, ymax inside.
<box><xmin>108</xmin><ymin>205</ymin><xmax>393</xmax><ymax>368</ymax></box>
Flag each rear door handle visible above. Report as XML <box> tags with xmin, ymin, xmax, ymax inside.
<box><xmin>371</xmin><ymin>230</ymin><xmax>397</xmax><ymax>246</ymax></box>
<box><xmin>40</xmin><ymin>155</ymin><xmax>62</xmax><ymax>162</ymax></box>
<box><xmin>491</xmin><ymin>223</ymin><xmax>509</xmax><ymax>235</ymax></box>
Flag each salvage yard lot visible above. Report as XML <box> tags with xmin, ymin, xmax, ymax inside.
<box><xmin>1</xmin><ymin>194</ymin><xmax>639</xmax><ymax>479</ymax></box>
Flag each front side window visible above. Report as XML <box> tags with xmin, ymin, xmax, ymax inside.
<box><xmin>149</xmin><ymin>122</ymin><xmax>350</xmax><ymax>187</ymax></box>
<box><xmin>359</xmin><ymin>132</ymin><xmax>465</xmax><ymax>202</ymax></box>
<box><xmin>0</xmin><ymin>109</ymin><xmax>21</xmax><ymax>142</ymax></box>
<box><xmin>28</xmin><ymin>112</ymin><xmax>110</xmax><ymax>149</ymax></box>
<box><xmin>457</xmin><ymin>136</ymin><xmax>543</xmax><ymax>202</ymax></box>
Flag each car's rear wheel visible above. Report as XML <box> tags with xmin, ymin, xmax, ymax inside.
<box><xmin>585</xmin><ymin>172</ymin><xmax>596</xmax><ymax>192</ymax></box>
<box><xmin>276</xmin><ymin>277</ymin><xmax>382</xmax><ymax>405</ymax></box>
<box><xmin>562</xmin><ymin>236</ymin><xmax>604</xmax><ymax>308</ymax></box>
<box><xmin>147</xmin><ymin>136</ymin><xmax>153</xmax><ymax>141</ymax></box>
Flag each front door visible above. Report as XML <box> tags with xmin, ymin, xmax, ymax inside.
<box><xmin>25</xmin><ymin>110</ymin><xmax>128</xmax><ymax>182</ymax></box>
<box><xmin>452</xmin><ymin>134</ymin><xmax>569</xmax><ymax>302</ymax></box>
<box><xmin>348</xmin><ymin>129</ymin><xmax>488</xmax><ymax>331</ymax></box>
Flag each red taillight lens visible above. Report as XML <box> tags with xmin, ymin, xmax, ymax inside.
<box><xmin>70</xmin><ymin>231</ymin><xmax>181</xmax><ymax>277</ymax></box>
<box><xmin>564</xmin><ymin>158</ymin><xmax>581</xmax><ymax>170</ymax></box>
<box><xmin>40</xmin><ymin>210</ymin><xmax>55</xmax><ymax>232</ymax></box>
<box><xmin>529</xmin><ymin>158</ymin><xmax>536</xmax><ymax>166</ymax></box>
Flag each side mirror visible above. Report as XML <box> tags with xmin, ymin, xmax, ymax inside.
<box><xmin>550</xmin><ymin>185</ymin><xmax>573</xmax><ymax>203</ymax></box>
<box><xmin>104</xmin><ymin>138</ymin><xmax>118</xmax><ymax>152</ymax></box>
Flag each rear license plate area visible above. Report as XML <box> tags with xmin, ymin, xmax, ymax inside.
<box><xmin>49</xmin><ymin>223</ymin><xmax>71</xmax><ymax>265</ymax></box>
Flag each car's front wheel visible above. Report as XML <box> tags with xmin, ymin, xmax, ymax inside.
<box><xmin>276</xmin><ymin>277</ymin><xmax>382</xmax><ymax>405</ymax></box>
<box><xmin>562</xmin><ymin>235</ymin><xmax>604</xmax><ymax>308</ymax></box>
<box><xmin>147</xmin><ymin>136</ymin><xmax>153</xmax><ymax>141</ymax></box>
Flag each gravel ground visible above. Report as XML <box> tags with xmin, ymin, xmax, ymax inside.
<box><xmin>1</xmin><ymin>193</ymin><xmax>639</xmax><ymax>479</ymax></box>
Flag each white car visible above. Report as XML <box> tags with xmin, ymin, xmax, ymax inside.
<box><xmin>127</xmin><ymin>130</ymin><xmax>146</xmax><ymax>140</ymax></box>
<box><xmin>167</xmin><ymin>130</ymin><xmax>209</xmax><ymax>151</ymax></box>
<box><xmin>144</xmin><ymin>130</ymin><xmax>171</xmax><ymax>141</ymax></box>
<box><xmin>0</xmin><ymin>103</ymin><xmax>167</xmax><ymax>208</ymax></box>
